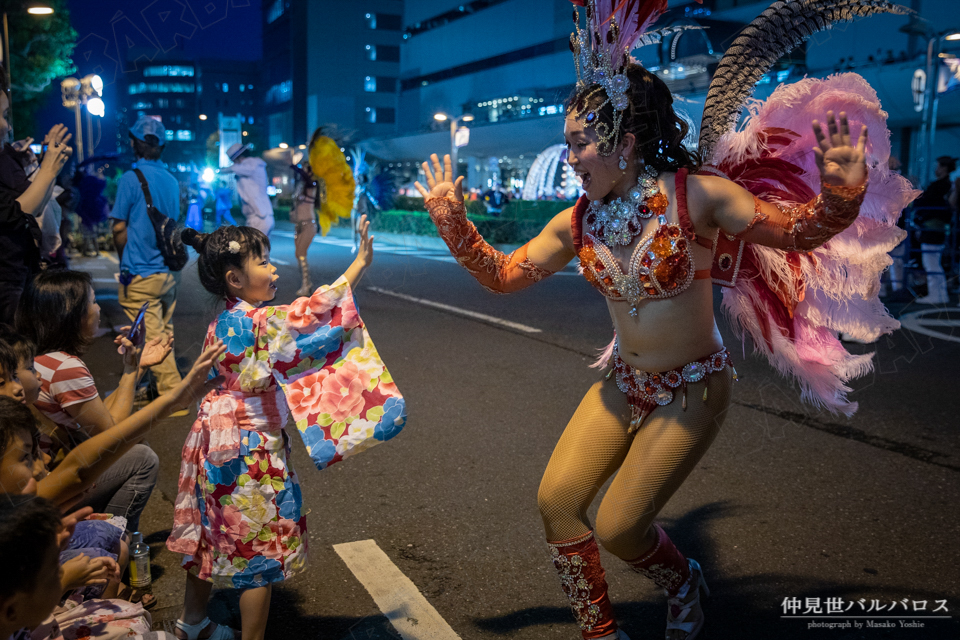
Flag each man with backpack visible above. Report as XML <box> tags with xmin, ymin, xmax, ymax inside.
<box><xmin>110</xmin><ymin>116</ymin><xmax>184</xmax><ymax>404</ymax></box>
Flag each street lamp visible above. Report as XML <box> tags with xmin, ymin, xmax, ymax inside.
<box><xmin>1</xmin><ymin>4</ymin><xmax>55</xmax><ymax>131</ymax></box>
<box><xmin>433</xmin><ymin>111</ymin><xmax>474</xmax><ymax>177</ymax></box>
<box><xmin>80</xmin><ymin>74</ymin><xmax>103</xmax><ymax>158</ymax></box>
<box><xmin>917</xmin><ymin>27</ymin><xmax>960</xmax><ymax>185</ymax></box>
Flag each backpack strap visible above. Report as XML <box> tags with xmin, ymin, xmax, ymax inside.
<box><xmin>132</xmin><ymin>168</ymin><xmax>154</xmax><ymax>209</ymax></box>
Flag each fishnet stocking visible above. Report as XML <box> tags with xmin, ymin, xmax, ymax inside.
<box><xmin>538</xmin><ymin>368</ymin><xmax>732</xmax><ymax>560</ymax></box>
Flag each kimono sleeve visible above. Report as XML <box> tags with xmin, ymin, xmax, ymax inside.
<box><xmin>264</xmin><ymin>276</ymin><xmax>407</xmax><ymax>470</ymax></box>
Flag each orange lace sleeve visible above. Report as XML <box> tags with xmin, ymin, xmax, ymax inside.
<box><xmin>734</xmin><ymin>180</ymin><xmax>868</xmax><ymax>251</ymax></box>
<box><xmin>424</xmin><ymin>196</ymin><xmax>555</xmax><ymax>294</ymax></box>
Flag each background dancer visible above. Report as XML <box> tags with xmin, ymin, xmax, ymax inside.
<box><xmin>222</xmin><ymin>142</ymin><xmax>275</xmax><ymax>238</ymax></box>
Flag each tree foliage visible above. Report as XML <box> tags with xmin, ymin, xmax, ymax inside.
<box><xmin>2</xmin><ymin>0</ymin><xmax>77</xmax><ymax>137</ymax></box>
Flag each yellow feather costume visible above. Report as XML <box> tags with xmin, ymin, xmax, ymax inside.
<box><xmin>309</xmin><ymin>136</ymin><xmax>356</xmax><ymax>236</ymax></box>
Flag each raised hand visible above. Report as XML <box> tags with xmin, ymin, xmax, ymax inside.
<box><xmin>139</xmin><ymin>333</ymin><xmax>174</xmax><ymax>369</ymax></box>
<box><xmin>812</xmin><ymin>111</ymin><xmax>868</xmax><ymax>187</ymax></box>
<box><xmin>355</xmin><ymin>214</ymin><xmax>374</xmax><ymax>268</ymax></box>
<box><xmin>414</xmin><ymin>154</ymin><xmax>464</xmax><ymax>202</ymax></box>
<box><xmin>40</xmin><ymin>123</ymin><xmax>73</xmax><ymax>175</ymax></box>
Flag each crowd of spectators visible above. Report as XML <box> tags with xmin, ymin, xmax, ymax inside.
<box><xmin>0</xmin><ymin>64</ymin><xmax>225</xmax><ymax>640</ymax></box>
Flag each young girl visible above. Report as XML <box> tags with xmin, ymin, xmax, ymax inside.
<box><xmin>169</xmin><ymin>217</ymin><xmax>406</xmax><ymax>640</ymax></box>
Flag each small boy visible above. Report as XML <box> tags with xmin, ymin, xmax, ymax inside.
<box><xmin>0</xmin><ymin>494</ymin><xmax>66</xmax><ymax>640</ymax></box>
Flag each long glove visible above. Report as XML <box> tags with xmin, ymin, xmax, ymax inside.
<box><xmin>425</xmin><ymin>196</ymin><xmax>555</xmax><ymax>294</ymax></box>
<box><xmin>735</xmin><ymin>180</ymin><xmax>867</xmax><ymax>251</ymax></box>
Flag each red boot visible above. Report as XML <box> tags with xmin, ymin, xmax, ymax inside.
<box><xmin>625</xmin><ymin>524</ymin><xmax>708</xmax><ymax>640</ymax></box>
<box><xmin>548</xmin><ymin>531</ymin><xmax>619</xmax><ymax>639</ymax></box>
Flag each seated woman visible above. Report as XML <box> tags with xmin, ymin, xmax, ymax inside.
<box><xmin>16</xmin><ymin>269</ymin><xmax>173</xmax><ymax>533</ymax></box>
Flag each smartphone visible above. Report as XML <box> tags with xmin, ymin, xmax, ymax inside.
<box><xmin>127</xmin><ymin>303</ymin><xmax>149</xmax><ymax>346</ymax></box>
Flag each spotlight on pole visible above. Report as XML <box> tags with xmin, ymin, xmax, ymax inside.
<box><xmin>433</xmin><ymin>112</ymin><xmax>448</xmax><ymax>121</ymax></box>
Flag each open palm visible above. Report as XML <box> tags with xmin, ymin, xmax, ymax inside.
<box><xmin>813</xmin><ymin>111</ymin><xmax>868</xmax><ymax>187</ymax></box>
<box><xmin>415</xmin><ymin>154</ymin><xmax>464</xmax><ymax>202</ymax></box>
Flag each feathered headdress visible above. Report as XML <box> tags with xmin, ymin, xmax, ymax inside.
<box><xmin>568</xmin><ymin>0</ymin><xmax>683</xmax><ymax>155</ymax></box>
<box><xmin>308</xmin><ymin>136</ymin><xmax>356</xmax><ymax>236</ymax></box>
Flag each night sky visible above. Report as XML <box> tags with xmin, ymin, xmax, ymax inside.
<box><xmin>33</xmin><ymin>0</ymin><xmax>263</xmax><ymax>149</ymax></box>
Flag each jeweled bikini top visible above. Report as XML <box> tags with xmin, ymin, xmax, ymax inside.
<box><xmin>573</xmin><ymin>169</ymin><xmax>710</xmax><ymax>315</ymax></box>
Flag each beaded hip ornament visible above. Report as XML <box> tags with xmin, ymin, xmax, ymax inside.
<box><xmin>584</xmin><ymin>165</ymin><xmax>666</xmax><ymax>246</ymax></box>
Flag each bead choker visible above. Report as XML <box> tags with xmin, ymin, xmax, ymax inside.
<box><xmin>584</xmin><ymin>166</ymin><xmax>667</xmax><ymax>246</ymax></box>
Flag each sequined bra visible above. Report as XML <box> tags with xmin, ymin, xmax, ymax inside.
<box><xmin>573</xmin><ymin>169</ymin><xmax>710</xmax><ymax>310</ymax></box>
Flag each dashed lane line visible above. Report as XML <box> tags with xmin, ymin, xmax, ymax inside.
<box><xmin>366</xmin><ymin>286</ymin><xmax>542</xmax><ymax>334</ymax></box>
<box><xmin>333</xmin><ymin>539</ymin><xmax>461</xmax><ymax>640</ymax></box>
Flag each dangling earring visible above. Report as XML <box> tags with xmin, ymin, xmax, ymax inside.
<box><xmin>619</xmin><ymin>155</ymin><xmax>627</xmax><ymax>171</ymax></box>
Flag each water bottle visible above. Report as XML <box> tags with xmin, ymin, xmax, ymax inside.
<box><xmin>129</xmin><ymin>531</ymin><xmax>152</xmax><ymax>588</ymax></box>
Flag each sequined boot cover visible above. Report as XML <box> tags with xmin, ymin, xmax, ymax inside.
<box><xmin>624</xmin><ymin>524</ymin><xmax>691</xmax><ymax>596</ymax></box>
<box><xmin>548</xmin><ymin>531</ymin><xmax>618</xmax><ymax>639</ymax></box>
<box><xmin>296</xmin><ymin>255</ymin><xmax>312</xmax><ymax>297</ymax></box>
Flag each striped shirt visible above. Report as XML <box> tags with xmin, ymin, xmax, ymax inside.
<box><xmin>34</xmin><ymin>352</ymin><xmax>99</xmax><ymax>453</ymax></box>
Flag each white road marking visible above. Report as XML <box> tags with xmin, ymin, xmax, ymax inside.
<box><xmin>899</xmin><ymin>309</ymin><xmax>960</xmax><ymax>344</ymax></box>
<box><xmin>334</xmin><ymin>539</ymin><xmax>461</xmax><ymax>640</ymax></box>
<box><xmin>99</xmin><ymin>251</ymin><xmax>119</xmax><ymax>264</ymax></box>
<box><xmin>93</xmin><ymin>277</ymin><xmax>119</xmax><ymax>284</ymax></box>
<box><xmin>367</xmin><ymin>287</ymin><xmax>542</xmax><ymax>334</ymax></box>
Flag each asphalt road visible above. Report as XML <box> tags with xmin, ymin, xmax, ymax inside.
<box><xmin>75</xmin><ymin>223</ymin><xmax>960</xmax><ymax>640</ymax></box>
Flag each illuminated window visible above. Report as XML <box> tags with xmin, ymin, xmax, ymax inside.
<box><xmin>175</xmin><ymin>130</ymin><xmax>194</xmax><ymax>141</ymax></box>
<box><xmin>265</xmin><ymin>81</ymin><xmax>292</xmax><ymax>104</ymax></box>
<box><xmin>365</xmin><ymin>44</ymin><xmax>376</xmax><ymax>61</ymax></box>
<box><xmin>222</xmin><ymin>83</ymin><xmax>229</xmax><ymax>93</ymax></box>
<box><xmin>364</xmin><ymin>76</ymin><xmax>376</xmax><ymax>92</ymax></box>
<box><xmin>143</xmin><ymin>65</ymin><xmax>194</xmax><ymax>77</ymax></box>
<box><xmin>365</xmin><ymin>107</ymin><xmax>376</xmax><ymax>123</ymax></box>
<box><xmin>165</xmin><ymin>129</ymin><xmax>174</xmax><ymax>141</ymax></box>
<box><xmin>132</xmin><ymin>101</ymin><xmax>152</xmax><ymax>109</ymax></box>
<box><xmin>266</xmin><ymin>0</ymin><xmax>285</xmax><ymax>23</ymax></box>
<box><xmin>128</xmin><ymin>82</ymin><xmax>195</xmax><ymax>95</ymax></box>
<box><xmin>364</xmin><ymin>12</ymin><xmax>376</xmax><ymax>29</ymax></box>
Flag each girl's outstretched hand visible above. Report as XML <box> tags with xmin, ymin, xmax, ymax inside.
<box><xmin>169</xmin><ymin>340</ymin><xmax>227</xmax><ymax>411</ymax></box>
<box><xmin>355</xmin><ymin>214</ymin><xmax>374</xmax><ymax>268</ymax></box>
<box><xmin>415</xmin><ymin>153</ymin><xmax>464</xmax><ymax>202</ymax></box>
<box><xmin>812</xmin><ymin>110</ymin><xmax>868</xmax><ymax>187</ymax></box>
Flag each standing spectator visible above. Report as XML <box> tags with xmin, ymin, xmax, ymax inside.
<box><xmin>109</xmin><ymin>116</ymin><xmax>183</xmax><ymax>399</ymax></box>
<box><xmin>0</xmin><ymin>66</ymin><xmax>73</xmax><ymax>325</ymax></box>
<box><xmin>912</xmin><ymin>156</ymin><xmax>956</xmax><ymax>304</ymax></box>
<box><xmin>221</xmin><ymin>142</ymin><xmax>274</xmax><ymax>237</ymax></box>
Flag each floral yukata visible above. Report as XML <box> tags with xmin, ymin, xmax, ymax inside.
<box><xmin>167</xmin><ymin>276</ymin><xmax>406</xmax><ymax>588</ymax></box>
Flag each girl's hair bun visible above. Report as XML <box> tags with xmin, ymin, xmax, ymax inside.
<box><xmin>181</xmin><ymin>228</ymin><xmax>208</xmax><ymax>252</ymax></box>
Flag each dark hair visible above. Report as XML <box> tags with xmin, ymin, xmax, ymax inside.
<box><xmin>181</xmin><ymin>226</ymin><xmax>271</xmax><ymax>298</ymax></box>
<box><xmin>131</xmin><ymin>136</ymin><xmax>164</xmax><ymax>160</ymax></box>
<box><xmin>308</xmin><ymin>127</ymin><xmax>325</xmax><ymax>150</ymax></box>
<box><xmin>16</xmin><ymin>270</ymin><xmax>94</xmax><ymax>356</ymax></box>
<box><xmin>0</xmin><ymin>326</ymin><xmax>36</xmax><ymax>368</ymax></box>
<box><xmin>0</xmin><ymin>395</ymin><xmax>36</xmax><ymax>458</ymax></box>
<box><xmin>0</xmin><ymin>332</ymin><xmax>18</xmax><ymax>379</ymax></box>
<box><xmin>936</xmin><ymin>156</ymin><xmax>957</xmax><ymax>173</ymax></box>
<box><xmin>566</xmin><ymin>63</ymin><xmax>701</xmax><ymax>173</ymax></box>
<box><xmin>0</xmin><ymin>63</ymin><xmax>8</xmax><ymax>96</ymax></box>
<box><xmin>0</xmin><ymin>493</ymin><xmax>62</xmax><ymax>601</ymax></box>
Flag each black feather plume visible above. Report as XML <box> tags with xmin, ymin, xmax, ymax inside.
<box><xmin>698</xmin><ymin>0</ymin><xmax>911</xmax><ymax>158</ymax></box>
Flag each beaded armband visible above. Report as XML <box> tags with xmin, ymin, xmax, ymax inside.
<box><xmin>424</xmin><ymin>196</ymin><xmax>554</xmax><ymax>294</ymax></box>
<box><xmin>735</xmin><ymin>180</ymin><xmax>868</xmax><ymax>252</ymax></box>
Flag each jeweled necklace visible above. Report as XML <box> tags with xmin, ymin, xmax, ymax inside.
<box><xmin>584</xmin><ymin>165</ymin><xmax>666</xmax><ymax>246</ymax></box>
